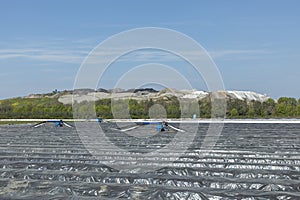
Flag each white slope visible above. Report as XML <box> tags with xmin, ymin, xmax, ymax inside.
<box><xmin>58</xmin><ymin>89</ymin><xmax>270</xmax><ymax>104</ymax></box>
<box><xmin>226</xmin><ymin>91</ymin><xmax>269</xmax><ymax>102</ymax></box>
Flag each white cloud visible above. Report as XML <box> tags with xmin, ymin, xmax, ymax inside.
<box><xmin>0</xmin><ymin>47</ymin><xmax>269</xmax><ymax>64</ymax></box>
<box><xmin>0</xmin><ymin>36</ymin><xmax>272</xmax><ymax>65</ymax></box>
<box><xmin>0</xmin><ymin>47</ymin><xmax>88</xmax><ymax>64</ymax></box>
<box><xmin>210</xmin><ymin>49</ymin><xmax>272</xmax><ymax>60</ymax></box>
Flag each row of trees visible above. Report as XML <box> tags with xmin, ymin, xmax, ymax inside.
<box><xmin>0</xmin><ymin>96</ymin><xmax>300</xmax><ymax>119</ymax></box>
<box><xmin>227</xmin><ymin>97</ymin><xmax>300</xmax><ymax>118</ymax></box>
<box><xmin>0</xmin><ymin>98</ymin><xmax>72</xmax><ymax>119</ymax></box>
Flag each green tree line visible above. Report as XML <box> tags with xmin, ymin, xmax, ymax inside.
<box><xmin>0</xmin><ymin>98</ymin><xmax>72</xmax><ymax>119</ymax></box>
<box><xmin>1</xmin><ymin>96</ymin><xmax>300</xmax><ymax>119</ymax></box>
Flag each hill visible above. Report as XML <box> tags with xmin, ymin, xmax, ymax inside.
<box><xmin>0</xmin><ymin>88</ymin><xmax>299</xmax><ymax>119</ymax></box>
<box><xmin>57</xmin><ymin>88</ymin><xmax>270</xmax><ymax>105</ymax></box>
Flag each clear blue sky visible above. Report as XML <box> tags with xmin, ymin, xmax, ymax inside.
<box><xmin>0</xmin><ymin>0</ymin><xmax>299</xmax><ymax>99</ymax></box>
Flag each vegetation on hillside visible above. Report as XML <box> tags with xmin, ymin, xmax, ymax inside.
<box><xmin>1</xmin><ymin>95</ymin><xmax>300</xmax><ymax>119</ymax></box>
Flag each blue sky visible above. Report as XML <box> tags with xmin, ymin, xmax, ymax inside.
<box><xmin>0</xmin><ymin>0</ymin><xmax>300</xmax><ymax>99</ymax></box>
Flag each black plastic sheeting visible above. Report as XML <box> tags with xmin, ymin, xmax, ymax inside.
<box><xmin>0</xmin><ymin>123</ymin><xmax>299</xmax><ymax>199</ymax></box>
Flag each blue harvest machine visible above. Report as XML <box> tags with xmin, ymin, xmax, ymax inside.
<box><xmin>33</xmin><ymin>120</ymin><xmax>72</xmax><ymax>128</ymax></box>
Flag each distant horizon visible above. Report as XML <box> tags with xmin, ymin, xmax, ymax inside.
<box><xmin>2</xmin><ymin>86</ymin><xmax>299</xmax><ymax>101</ymax></box>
